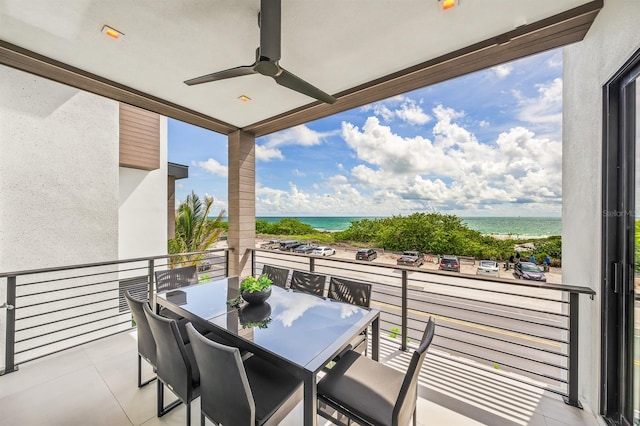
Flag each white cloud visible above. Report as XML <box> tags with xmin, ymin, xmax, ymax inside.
<box><xmin>395</xmin><ymin>100</ymin><xmax>432</xmax><ymax>125</ymax></box>
<box><xmin>256</xmin><ymin>124</ymin><xmax>333</xmax><ymax>162</ymax></box>
<box><xmin>514</xmin><ymin>78</ymin><xmax>562</xmax><ymax>139</ymax></box>
<box><xmin>195</xmin><ymin>158</ymin><xmax>227</xmax><ymax>177</ymax></box>
<box><xmin>264</xmin><ymin>124</ymin><xmax>326</xmax><ymax>148</ymax></box>
<box><xmin>491</xmin><ymin>64</ymin><xmax>513</xmax><ymax>79</ymax></box>
<box><xmin>479</xmin><ymin>120</ymin><xmax>490</xmax><ymax>127</ymax></box>
<box><xmin>255</xmin><ymin>145</ymin><xmax>284</xmax><ymax>162</ymax></box>
<box><xmin>326</xmin><ymin>104</ymin><xmax>560</xmax><ymax>214</ymax></box>
<box><xmin>368</xmin><ymin>97</ymin><xmax>432</xmax><ymax>125</ymax></box>
<box><xmin>546</xmin><ymin>52</ymin><xmax>562</xmax><ymax>69</ymax></box>
<box><xmin>293</xmin><ymin>169</ymin><xmax>305</xmax><ymax>177</ymax></box>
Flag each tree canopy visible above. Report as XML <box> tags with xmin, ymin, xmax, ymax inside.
<box><xmin>168</xmin><ymin>191</ymin><xmax>224</xmax><ymax>267</ymax></box>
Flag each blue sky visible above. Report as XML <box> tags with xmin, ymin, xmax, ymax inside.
<box><xmin>169</xmin><ymin>49</ymin><xmax>562</xmax><ymax>218</ymax></box>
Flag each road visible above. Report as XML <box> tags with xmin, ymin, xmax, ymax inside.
<box><xmin>251</xmin><ymin>245</ymin><xmax>570</xmax><ymax>391</ymax></box>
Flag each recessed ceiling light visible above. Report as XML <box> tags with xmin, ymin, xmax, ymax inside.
<box><xmin>440</xmin><ymin>0</ymin><xmax>457</xmax><ymax>11</ymax></box>
<box><xmin>238</xmin><ymin>95</ymin><xmax>252</xmax><ymax>102</ymax></box>
<box><xmin>101</xmin><ymin>25</ymin><xmax>124</xmax><ymax>40</ymax></box>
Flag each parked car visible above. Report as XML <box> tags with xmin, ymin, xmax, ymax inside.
<box><xmin>514</xmin><ymin>261</ymin><xmax>547</xmax><ymax>282</ymax></box>
<box><xmin>439</xmin><ymin>255</ymin><xmax>460</xmax><ymax>272</ymax></box>
<box><xmin>197</xmin><ymin>260</ymin><xmax>211</xmax><ymax>272</ymax></box>
<box><xmin>313</xmin><ymin>246</ymin><xmax>336</xmax><ymax>256</ymax></box>
<box><xmin>260</xmin><ymin>240</ymin><xmax>280</xmax><ymax>250</ymax></box>
<box><xmin>356</xmin><ymin>248</ymin><xmax>377</xmax><ymax>261</ymax></box>
<box><xmin>279</xmin><ymin>240</ymin><xmax>302</xmax><ymax>251</ymax></box>
<box><xmin>293</xmin><ymin>244</ymin><xmax>316</xmax><ymax>254</ymax></box>
<box><xmin>476</xmin><ymin>260</ymin><xmax>499</xmax><ymax>277</ymax></box>
<box><xmin>396</xmin><ymin>251</ymin><xmax>424</xmax><ymax>267</ymax></box>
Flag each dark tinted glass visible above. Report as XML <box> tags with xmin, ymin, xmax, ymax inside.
<box><xmin>156</xmin><ymin>276</ymin><xmax>240</xmax><ymax>321</ymax></box>
<box><xmin>211</xmin><ymin>286</ymin><xmax>370</xmax><ymax>368</ymax></box>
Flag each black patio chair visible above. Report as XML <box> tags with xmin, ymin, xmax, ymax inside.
<box><xmin>154</xmin><ymin>265</ymin><xmax>198</xmax><ymax>293</ymax></box>
<box><xmin>290</xmin><ymin>270</ymin><xmax>327</xmax><ymax>296</ymax></box>
<box><xmin>185</xmin><ymin>322</ymin><xmax>303</xmax><ymax>426</ymax></box>
<box><xmin>143</xmin><ymin>303</ymin><xmax>200</xmax><ymax>426</ymax></box>
<box><xmin>261</xmin><ymin>264</ymin><xmax>290</xmax><ymax>288</ymax></box>
<box><xmin>328</xmin><ymin>277</ymin><xmax>372</xmax><ymax>308</ymax></box>
<box><xmin>124</xmin><ymin>291</ymin><xmax>157</xmax><ymax>388</ymax></box>
<box><xmin>328</xmin><ymin>277</ymin><xmax>373</xmax><ymax>355</ymax></box>
<box><xmin>318</xmin><ymin>317</ymin><xmax>436</xmax><ymax>426</ymax></box>
<box><xmin>154</xmin><ymin>265</ymin><xmax>200</xmax><ymax>337</ymax></box>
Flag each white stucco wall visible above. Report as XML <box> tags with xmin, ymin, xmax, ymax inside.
<box><xmin>563</xmin><ymin>0</ymin><xmax>640</xmax><ymax>411</ymax></box>
<box><xmin>0</xmin><ymin>65</ymin><xmax>119</xmax><ymax>271</ymax></box>
<box><xmin>118</xmin><ymin>117</ymin><xmax>168</xmax><ymax>260</ymax></box>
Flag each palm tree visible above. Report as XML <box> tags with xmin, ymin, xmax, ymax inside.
<box><xmin>168</xmin><ymin>191</ymin><xmax>225</xmax><ymax>268</ymax></box>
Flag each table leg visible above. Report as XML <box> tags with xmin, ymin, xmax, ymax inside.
<box><xmin>303</xmin><ymin>370</ymin><xmax>317</xmax><ymax>426</ymax></box>
<box><xmin>372</xmin><ymin>315</ymin><xmax>380</xmax><ymax>361</ymax></box>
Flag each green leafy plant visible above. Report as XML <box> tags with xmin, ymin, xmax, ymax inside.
<box><xmin>241</xmin><ymin>317</ymin><xmax>272</xmax><ymax>329</ymax></box>
<box><xmin>168</xmin><ymin>191</ymin><xmax>225</xmax><ymax>268</ymax></box>
<box><xmin>389</xmin><ymin>327</ymin><xmax>400</xmax><ymax>338</ymax></box>
<box><xmin>241</xmin><ymin>274</ymin><xmax>272</xmax><ymax>292</ymax></box>
<box><xmin>227</xmin><ymin>296</ymin><xmax>243</xmax><ymax>308</ymax></box>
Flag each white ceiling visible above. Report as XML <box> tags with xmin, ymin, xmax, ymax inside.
<box><xmin>0</xmin><ymin>0</ymin><xmax>594</xmax><ymax>130</ymax></box>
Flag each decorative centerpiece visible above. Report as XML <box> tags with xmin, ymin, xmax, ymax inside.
<box><xmin>240</xmin><ymin>274</ymin><xmax>272</xmax><ymax>305</ymax></box>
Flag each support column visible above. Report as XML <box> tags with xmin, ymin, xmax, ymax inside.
<box><xmin>227</xmin><ymin>130</ymin><xmax>256</xmax><ymax>279</ymax></box>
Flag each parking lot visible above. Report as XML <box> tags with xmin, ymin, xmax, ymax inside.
<box><xmin>255</xmin><ymin>239</ymin><xmax>563</xmax><ymax>284</ymax></box>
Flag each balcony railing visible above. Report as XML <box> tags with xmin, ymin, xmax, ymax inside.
<box><xmin>249</xmin><ymin>248</ymin><xmax>595</xmax><ymax>408</ymax></box>
<box><xmin>0</xmin><ymin>249</ymin><xmax>229</xmax><ymax>374</ymax></box>
<box><xmin>1</xmin><ymin>246</ymin><xmax>594</xmax><ymax>409</ymax></box>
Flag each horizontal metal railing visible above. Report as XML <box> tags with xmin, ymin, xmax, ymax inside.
<box><xmin>0</xmin><ymin>245</ymin><xmax>593</xmax><ymax>408</ymax></box>
<box><xmin>250</xmin><ymin>247</ymin><xmax>594</xmax><ymax>407</ymax></box>
<box><xmin>0</xmin><ymin>249</ymin><xmax>230</xmax><ymax>375</ymax></box>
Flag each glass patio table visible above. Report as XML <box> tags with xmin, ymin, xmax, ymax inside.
<box><xmin>155</xmin><ymin>276</ymin><xmax>380</xmax><ymax>426</ymax></box>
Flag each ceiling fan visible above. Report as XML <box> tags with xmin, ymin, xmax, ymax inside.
<box><xmin>184</xmin><ymin>0</ymin><xmax>336</xmax><ymax>104</ymax></box>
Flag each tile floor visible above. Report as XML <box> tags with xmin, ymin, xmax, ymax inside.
<box><xmin>0</xmin><ymin>330</ymin><xmax>604</xmax><ymax>426</ymax></box>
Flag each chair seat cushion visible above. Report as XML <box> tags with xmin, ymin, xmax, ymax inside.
<box><xmin>244</xmin><ymin>355</ymin><xmax>303</xmax><ymax>425</ymax></box>
<box><xmin>318</xmin><ymin>350</ymin><xmax>405</xmax><ymax>426</ymax></box>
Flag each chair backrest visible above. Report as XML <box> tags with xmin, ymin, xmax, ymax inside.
<box><xmin>143</xmin><ymin>303</ymin><xmax>197</xmax><ymax>402</ymax></box>
<box><xmin>154</xmin><ymin>265</ymin><xmax>198</xmax><ymax>293</ymax></box>
<box><xmin>328</xmin><ymin>277</ymin><xmax>372</xmax><ymax>308</ymax></box>
<box><xmin>185</xmin><ymin>322</ymin><xmax>256</xmax><ymax>425</ymax></box>
<box><xmin>261</xmin><ymin>264</ymin><xmax>290</xmax><ymax>288</ymax></box>
<box><xmin>124</xmin><ymin>291</ymin><xmax>156</xmax><ymax>366</ymax></box>
<box><xmin>290</xmin><ymin>270</ymin><xmax>327</xmax><ymax>296</ymax></box>
<box><xmin>393</xmin><ymin>317</ymin><xmax>436</xmax><ymax>426</ymax></box>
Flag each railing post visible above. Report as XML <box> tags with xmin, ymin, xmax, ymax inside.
<box><xmin>147</xmin><ymin>259</ymin><xmax>154</xmax><ymax>302</ymax></box>
<box><xmin>225</xmin><ymin>249</ymin><xmax>230</xmax><ymax>277</ymax></box>
<box><xmin>1</xmin><ymin>276</ymin><xmax>18</xmax><ymax>375</ymax></box>
<box><xmin>309</xmin><ymin>257</ymin><xmax>315</xmax><ymax>272</ymax></box>
<box><xmin>564</xmin><ymin>291</ymin><xmax>583</xmax><ymax>408</ymax></box>
<box><xmin>251</xmin><ymin>249</ymin><xmax>255</xmax><ymax>277</ymax></box>
<box><xmin>401</xmin><ymin>270</ymin><xmax>408</xmax><ymax>351</ymax></box>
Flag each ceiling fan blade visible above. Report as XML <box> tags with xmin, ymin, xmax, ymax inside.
<box><xmin>259</xmin><ymin>0</ymin><xmax>281</xmax><ymax>61</ymax></box>
<box><xmin>184</xmin><ymin>65</ymin><xmax>256</xmax><ymax>86</ymax></box>
<box><xmin>273</xmin><ymin>68</ymin><xmax>337</xmax><ymax>104</ymax></box>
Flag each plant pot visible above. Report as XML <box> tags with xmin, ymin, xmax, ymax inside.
<box><xmin>239</xmin><ymin>303</ymin><xmax>272</xmax><ymax>328</ymax></box>
<box><xmin>241</xmin><ymin>287</ymin><xmax>272</xmax><ymax>305</ymax></box>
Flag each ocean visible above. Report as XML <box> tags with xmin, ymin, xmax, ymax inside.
<box><xmin>256</xmin><ymin>216</ymin><xmax>562</xmax><ymax>237</ymax></box>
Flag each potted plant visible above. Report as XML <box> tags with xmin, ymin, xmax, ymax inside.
<box><xmin>240</xmin><ymin>274</ymin><xmax>272</xmax><ymax>305</ymax></box>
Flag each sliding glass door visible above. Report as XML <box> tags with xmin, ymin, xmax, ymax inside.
<box><xmin>602</xmin><ymin>53</ymin><xmax>640</xmax><ymax>426</ymax></box>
